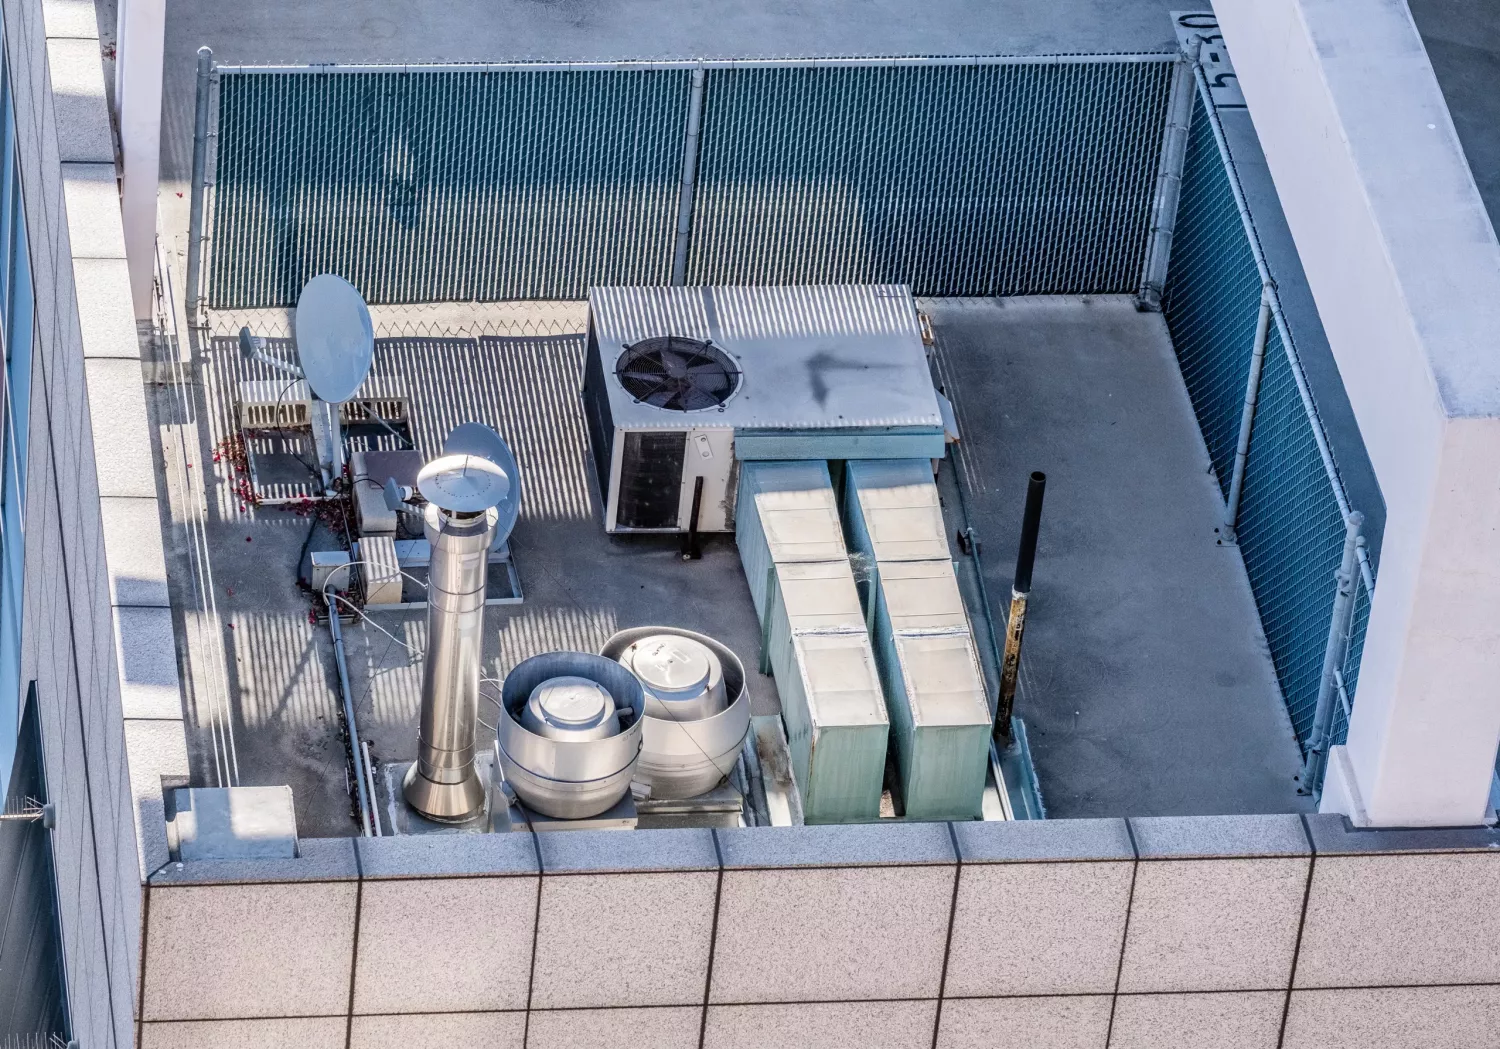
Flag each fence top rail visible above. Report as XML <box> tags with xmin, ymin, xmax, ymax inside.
<box><xmin>212</xmin><ymin>52</ymin><xmax>1178</xmax><ymax>75</ymax></box>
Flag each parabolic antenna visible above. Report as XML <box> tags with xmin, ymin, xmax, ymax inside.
<box><xmin>294</xmin><ymin>274</ymin><xmax>374</xmax><ymax>403</ymax></box>
<box><xmin>442</xmin><ymin>422</ymin><xmax>522</xmax><ymax>542</ymax></box>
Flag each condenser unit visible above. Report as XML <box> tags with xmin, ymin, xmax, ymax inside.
<box><xmin>582</xmin><ymin>285</ymin><xmax>946</xmax><ymax>534</ymax></box>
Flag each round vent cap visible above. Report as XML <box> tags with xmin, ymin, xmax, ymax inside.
<box><xmin>615</xmin><ymin>336</ymin><xmax>740</xmax><ymax>411</ymax></box>
<box><xmin>522</xmin><ymin>676</ymin><xmax>620</xmax><ymax>742</ymax></box>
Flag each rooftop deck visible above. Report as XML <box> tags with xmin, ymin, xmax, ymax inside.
<box><xmin>149</xmin><ymin>295</ymin><xmax>1306</xmax><ymax>836</ymax></box>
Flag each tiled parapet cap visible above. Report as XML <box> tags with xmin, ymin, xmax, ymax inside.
<box><xmin>355</xmin><ymin>831</ymin><xmax>540</xmax><ymax>879</ymax></box>
<box><xmin>714</xmin><ymin>821</ymin><xmax>956</xmax><ymax>869</ymax></box>
<box><xmin>539</xmin><ymin>826</ymin><xmax>719</xmax><ymax>874</ymax></box>
<box><xmin>953</xmin><ymin>817</ymin><xmax>1133</xmax><ymax>863</ymax></box>
<box><xmin>1304</xmin><ymin>813</ymin><xmax>1500</xmax><ymax>855</ymax></box>
<box><xmin>149</xmin><ymin>838</ymin><xmax>358</xmax><ymax>887</ymax></box>
<box><xmin>1130</xmin><ymin>814</ymin><xmax>1310</xmax><ymax>859</ymax></box>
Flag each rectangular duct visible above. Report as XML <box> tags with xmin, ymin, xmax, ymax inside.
<box><xmin>737</xmin><ymin>460</ymin><xmax>888</xmax><ymax>822</ymax></box>
<box><xmin>845</xmin><ymin>460</ymin><xmax>991</xmax><ymax>820</ymax></box>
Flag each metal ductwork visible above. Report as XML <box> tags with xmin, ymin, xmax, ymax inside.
<box><xmin>399</xmin><ymin>424</ymin><xmax>521</xmax><ymax>824</ymax></box>
<box><xmin>602</xmin><ymin>627</ymin><xmax>751</xmax><ymax>799</ymax></box>
<box><xmin>496</xmin><ymin>652</ymin><xmax>645</xmax><ymax>819</ymax></box>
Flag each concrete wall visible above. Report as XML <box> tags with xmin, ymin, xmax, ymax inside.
<box><xmin>7</xmin><ymin>0</ymin><xmax>185</xmax><ymax>1045</ymax></box>
<box><xmin>136</xmin><ymin>815</ymin><xmax>1500</xmax><ymax>1049</ymax></box>
<box><xmin>1213</xmin><ymin>0</ymin><xmax>1500</xmax><ymax>826</ymax></box>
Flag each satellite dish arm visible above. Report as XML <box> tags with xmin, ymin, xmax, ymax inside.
<box><xmin>239</xmin><ymin>327</ymin><xmax>304</xmax><ymax>382</ymax></box>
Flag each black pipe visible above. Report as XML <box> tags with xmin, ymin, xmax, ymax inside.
<box><xmin>996</xmin><ymin>471</ymin><xmax>1046</xmax><ymax>742</ymax></box>
<box><xmin>1013</xmin><ymin>472</ymin><xmax>1046</xmax><ymax>594</ymax></box>
<box><xmin>682</xmin><ymin>475</ymin><xmax>705</xmax><ymax>561</ymax></box>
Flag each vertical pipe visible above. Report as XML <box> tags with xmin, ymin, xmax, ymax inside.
<box><xmin>325</xmin><ymin>589</ymin><xmax>373</xmax><ymax>837</ymax></box>
<box><xmin>682</xmin><ymin>474</ymin><xmax>704</xmax><ymax>561</ymax></box>
<box><xmin>996</xmin><ymin>472</ymin><xmax>1046</xmax><ymax>740</ymax></box>
<box><xmin>1302</xmin><ymin>512</ymin><xmax>1365</xmax><ymax>798</ymax></box>
<box><xmin>1136</xmin><ymin>51</ymin><xmax>1197</xmax><ymax>310</ymax></box>
<box><xmin>671</xmin><ymin>67</ymin><xmax>707</xmax><ymax>286</ymax></box>
<box><xmin>403</xmin><ymin>505</ymin><xmax>497</xmax><ymax>823</ymax></box>
<box><xmin>185</xmin><ymin>47</ymin><xmax>214</xmax><ymax>323</ymax></box>
<box><xmin>1221</xmin><ymin>284</ymin><xmax>1273</xmax><ymax>543</ymax></box>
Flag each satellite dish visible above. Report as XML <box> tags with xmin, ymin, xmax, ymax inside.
<box><xmin>442</xmin><ymin>423</ymin><xmax>522</xmax><ymax>543</ymax></box>
<box><xmin>294</xmin><ymin>274</ymin><xmax>373</xmax><ymax>403</ymax></box>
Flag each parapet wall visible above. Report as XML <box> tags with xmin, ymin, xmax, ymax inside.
<box><xmin>137</xmin><ymin>813</ymin><xmax>1500</xmax><ymax>1048</ymax></box>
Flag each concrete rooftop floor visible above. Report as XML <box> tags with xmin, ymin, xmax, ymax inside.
<box><xmin>150</xmin><ymin>296</ymin><xmax>1308</xmax><ymax>836</ymax></box>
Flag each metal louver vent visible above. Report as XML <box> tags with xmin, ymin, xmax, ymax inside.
<box><xmin>615</xmin><ymin>336</ymin><xmax>740</xmax><ymax>411</ymax></box>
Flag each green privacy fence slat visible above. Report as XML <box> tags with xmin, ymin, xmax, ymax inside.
<box><xmin>210</xmin><ymin>69</ymin><xmax>690</xmax><ymax>306</ymax></box>
<box><xmin>1162</xmin><ymin>93</ymin><xmax>1262</xmax><ymax>497</ymax></box>
<box><xmin>207</xmin><ymin>58</ymin><xmax>1174</xmax><ymax>307</ymax></box>
<box><xmin>688</xmin><ymin>61</ymin><xmax>1172</xmax><ymax>294</ymax></box>
<box><xmin>1164</xmin><ymin>86</ymin><xmax>1375</xmax><ymax>749</ymax></box>
<box><xmin>1234</xmin><ymin>321</ymin><xmax>1350</xmax><ymax>742</ymax></box>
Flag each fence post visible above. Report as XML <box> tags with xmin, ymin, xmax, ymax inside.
<box><xmin>1136</xmin><ymin>49</ymin><xmax>1197</xmax><ymax>311</ymax></box>
<box><xmin>671</xmin><ymin>66</ymin><xmax>707</xmax><ymax>286</ymax></box>
<box><xmin>1220</xmin><ymin>282</ymin><xmax>1274</xmax><ymax>544</ymax></box>
<box><xmin>185</xmin><ymin>46</ymin><xmax>215</xmax><ymax>325</ymax></box>
<box><xmin>1301</xmin><ymin>511</ymin><xmax>1365</xmax><ymax>798</ymax></box>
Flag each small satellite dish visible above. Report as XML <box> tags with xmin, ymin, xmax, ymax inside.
<box><xmin>383</xmin><ymin>477</ymin><xmax>410</xmax><ymax>514</ymax></box>
<box><xmin>294</xmin><ymin>274</ymin><xmax>373</xmax><ymax>404</ymax></box>
<box><xmin>442</xmin><ymin>423</ymin><xmax>522</xmax><ymax>543</ymax></box>
<box><xmin>418</xmin><ymin>454</ymin><xmax>510</xmax><ymax>515</ymax></box>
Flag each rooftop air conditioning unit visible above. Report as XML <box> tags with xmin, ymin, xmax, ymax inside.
<box><xmin>582</xmin><ymin>285</ymin><xmax>946</xmax><ymax>534</ymax></box>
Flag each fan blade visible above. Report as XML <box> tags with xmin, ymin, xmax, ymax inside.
<box><xmin>657</xmin><ymin>349</ymin><xmax>688</xmax><ymax>377</ymax></box>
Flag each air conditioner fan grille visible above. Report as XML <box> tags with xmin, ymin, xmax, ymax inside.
<box><xmin>615</xmin><ymin>336</ymin><xmax>740</xmax><ymax>412</ymax></box>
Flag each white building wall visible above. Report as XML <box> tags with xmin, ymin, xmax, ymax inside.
<box><xmin>4</xmin><ymin>0</ymin><xmax>186</xmax><ymax>1044</ymax></box>
<box><xmin>1213</xmin><ymin>0</ymin><xmax>1500</xmax><ymax>826</ymax></box>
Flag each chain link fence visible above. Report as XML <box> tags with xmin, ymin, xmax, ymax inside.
<box><xmin>195</xmin><ymin>54</ymin><xmax>1175</xmax><ymax>309</ymax></box>
<box><xmin>1164</xmin><ymin>74</ymin><xmax>1373</xmax><ymax>757</ymax></box>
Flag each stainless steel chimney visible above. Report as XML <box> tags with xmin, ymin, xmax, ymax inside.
<box><xmin>402</xmin><ymin>503</ymin><xmax>497</xmax><ymax>822</ymax></box>
<box><xmin>398</xmin><ymin>428</ymin><xmax>521</xmax><ymax>824</ymax></box>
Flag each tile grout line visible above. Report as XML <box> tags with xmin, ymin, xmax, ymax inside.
<box><xmin>929</xmin><ymin>822</ymin><xmax>963</xmax><ymax>1049</ymax></box>
<box><xmin>697</xmin><ymin>829</ymin><xmax>727</xmax><ymax>1049</ymax></box>
<box><xmin>135</xmin><ymin>880</ymin><xmax>150</xmax><ymax>1048</ymax></box>
<box><xmin>343</xmin><ymin>838</ymin><xmax>365</xmax><ymax>1049</ymax></box>
<box><xmin>521</xmin><ymin>821</ymin><xmax>543</xmax><ymax>1048</ymax></box>
<box><xmin>1103</xmin><ymin>820</ymin><xmax>1141</xmax><ymax>1048</ymax></box>
<box><xmin>1277</xmin><ymin>815</ymin><xmax>1317</xmax><ymax>1049</ymax></box>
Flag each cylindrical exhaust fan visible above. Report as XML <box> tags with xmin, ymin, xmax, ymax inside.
<box><xmin>602</xmin><ymin>627</ymin><xmax>750</xmax><ymax>800</ymax></box>
<box><xmin>495</xmin><ymin>652</ymin><xmax>645</xmax><ymax>819</ymax></box>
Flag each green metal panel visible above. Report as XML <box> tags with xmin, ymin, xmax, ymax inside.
<box><xmin>688</xmin><ymin>61</ymin><xmax>1173</xmax><ymax>294</ymax></box>
<box><xmin>209</xmin><ymin>69</ymin><xmax>690</xmax><ymax>306</ymax></box>
<box><xmin>732</xmin><ymin>429</ymin><xmax>946</xmax><ymax>462</ymax></box>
